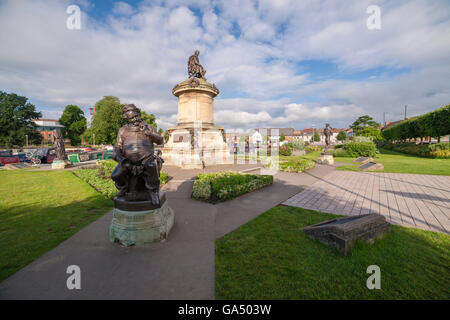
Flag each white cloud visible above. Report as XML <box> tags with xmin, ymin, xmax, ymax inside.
<box><xmin>0</xmin><ymin>0</ymin><xmax>448</xmax><ymax>132</ymax></box>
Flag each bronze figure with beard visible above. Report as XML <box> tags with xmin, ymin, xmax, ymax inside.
<box><xmin>112</xmin><ymin>104</ymin><xmax>164</xmax><ymax>206</ymax></box>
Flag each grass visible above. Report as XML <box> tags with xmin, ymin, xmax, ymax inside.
<box><xmin>0</xmin><ymin>170</ymin><xmax>112</xmax><ymax>282</ymax></box>
<box><xmin>334</xmin><ymin>148</ymin><xmax>450</xmax><ymax>176</ymax></box>
<box><xmin>216</xmin><ymin>206</ymin><xmax>450</xmax><ymax>299</ymax></box>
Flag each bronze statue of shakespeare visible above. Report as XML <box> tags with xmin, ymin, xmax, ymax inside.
<box><xmin>324</xmin><ymin>123</ymin><xmax>333</xmax><ymax>149</ymax></box>
<box><xmin>188</xmin><ymin>50</ymin><xmax>206</xmax><ymax>79</ymax></box>
<box><xmin>52</xmin><ymin>129</ymin><xmax>66</xmax><ymax>160</ymax></box>
<box><xmin>112</xmin><ymin>104</ymin><xmax>164</xmax><ymax>205</ymax></box>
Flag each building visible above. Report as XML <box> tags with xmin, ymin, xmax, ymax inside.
<box><xmin>253</xmin><ymin>128</ymin><xmax>294</xmax><ymax>146</ymax></box>
<box><xmin>33</xmin><ymin>119</ymin><xmax>64</xmax><ymax>143</ymax></box>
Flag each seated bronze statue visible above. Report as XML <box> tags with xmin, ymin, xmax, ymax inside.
<box><xmin>112</xmin><ymin>104</ymin><xmax>164</xmax><ymax>206</ymax></box>
<box><xmin>188</xmin><ymin>50</ymin><xmax>206</xmax><ymax>79</ymax></box>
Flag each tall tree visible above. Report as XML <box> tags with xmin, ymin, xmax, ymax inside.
<box><xmin>0</xmin><ymin>91</ymin><xmax>42</xmax><ymax>147</ymax></box>
<box><xmin>313</xmin><ymin>131</ymin><xmax>320</xmax><ymax>142</ymax></box>
<box><xmin>141</xmin><ymin>111</ymin><xmax>158</xmax><ymax>129</ymax></box>
<box><xmin>350</xmin><ymin>115</ymin><xmax>380</xmax><ymax>134</ymax></box>
<box><xmin>82</xmin><ymin>96</ymin><xmax>125</xmax><ymax>145</ymax></box>
<box><xmin>59</xmin><ymin>105</ymin><xmax>87</xmax><ymax>146</ymax></box>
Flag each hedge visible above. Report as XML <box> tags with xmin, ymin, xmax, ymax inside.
<box><xmin>344</xmin><ymin>141</ymin><xmax>377</xmax><ymax>157</ymax></box>
<box><xmin>382</xmin><ymin>104</ymin><xmax>450</xmax><ymax>142</ymax></box>
<box><xmin>192</xmin><ymin>171</ymin><xmax>273</xmax><ymax>203</ymax></box>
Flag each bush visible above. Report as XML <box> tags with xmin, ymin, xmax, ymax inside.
<box><xmin>191</xmin><ymin>179</ymin><xmax>211</xmax><ymax>200</ymax></box>
<box><xmin>279</xmin><ymin>144</ymin><xmax>292</xmax><ymax>156</ymax></box>
<box><xmin>74</xmin><ymin>169</ymin><xmax>117</xmax><ymax>199</ymax></box>
<box><xmin>333</xmin><ymin>149</ymin><xmax>351</xmax><ymax>157</ymax></box>
<box><xmin>74</xmin><ymin>162</ymin><xmax>170</xmax><ymax>199</ymax></box>
<box><xmin>306</xmin><ymin>145</ymin><xmax>322</xmax><ymax>152</ymax></box>
<box><xmin>344</xmin><ymin>141</ymin><xmax>376</xmax><ymax>157</ymax></box>
<box><xmin>192</xmin><ymin>171</ymin><xmax>273</xmax><ymax>203</ymax></box>
<box><xmin>381</xmin><ymin>142</ymin><xmax>450</xmax><ymax>158</ymax></box>
<box><xmin>278</xmin><ymin>159</ymin><xmax>316</xmax><ymax>172</ymax></box>
<box><xmin>96</xmin><ymin>159</ymin><xmax>117</xmax><ymax>176</ymax></box>
<box><xmin>290</xmin><ymin>140</ymin><xmax>305</xmax><ymax>151</ymax></box>
<box><xmin>430</xmin><ymin>150</ymin><xmax>450</xmax><ymax>159</ymax></box>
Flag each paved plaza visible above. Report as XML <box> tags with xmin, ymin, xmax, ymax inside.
<box><xmin>283</xmin><ymin>171</ymin><xmax>450</xmax><ymax>234</ymax></box>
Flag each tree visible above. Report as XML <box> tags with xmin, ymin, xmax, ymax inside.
<box><xmin>59</xmin><ymin>105</ymin><xmax>87</xmax><ymax>146</ymax></box>
<box><xmin>350</xmin><ymin>115</ymin><xmax>380</xmax><ymax>134</ymax></box>
<box><xmin>357</xmin><ymin>127</ymin><xmax>383</xmax><ymax>142</ymax></box>
<box><xmin>82</xmin><ymin>96</ymin><xmax>125</xmax><ymax>145</ymax></box>
<box><xmin>313</xmin><ymin>131</ymin><xmax>320</xmax><ymax>142</ymax></box>
<box><xmin>337</xmin><ymin>130</ymin><xmax>346</xmax><ymax>141</ymax></box>
<box><xmin>280</xmin><ymin>133</ymin><xmax>285</xmax><ymax>141</ymax></box>
<box><xmin>141</xmin><ymin>111</ymin><xmax>158</xmax><ymax>130</ymax></box>
<box><xmin>0</xmin><ymin>91</ymin><xmax>42</xmax><ymax>147</ymax></box>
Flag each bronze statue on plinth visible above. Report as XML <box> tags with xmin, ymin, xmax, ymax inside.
<box><xmin>188</xmin><ymin>50</ymin><xmax>206</xmax><ymax>79</ymax></box>
<box><xmin>324</xmin><ymin>123</ymin><xmax>333</xmax><ymax>151</ymax></box>
<box><xmin>111</xmin><ymin>104</ymin><xmax>164</xmax><ymax>207</ymax></box>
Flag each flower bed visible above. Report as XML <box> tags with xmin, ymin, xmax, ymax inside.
<box><xmin>381</xmin><ymin>142</ymin><xmax>450</xmax><ymax>159</ymax></box>
<box><xmin>73</xmin><ymin>160</ymin><xmax>169</xmax><ymax>199</ymax></box>
<box><xmin>192</xmin><ymin>171</ymin><xmax>273</xmax><ymax>203</ymax></box>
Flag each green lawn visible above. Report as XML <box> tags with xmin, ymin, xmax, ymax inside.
<box><xmin>216</xmin><ymin>206</ymin><xmax>450</xmax><ymax>299</ymax></box>
<box><xmin>0</xmin><ymin>170</ymin><xmax>112</xmax><ymax>282</ymax></box>
<box><xmin>335</xmin><ymin>148</ymin><xmax>450</xmax><ymax>176</ymax></box>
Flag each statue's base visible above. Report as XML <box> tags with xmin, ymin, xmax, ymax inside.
<box><xmin>51</xmin><ymin>160</ymin><xmax>72</xmax><ymax>169</ymax></box>
<box><xmin>317</xmin><ymin>154</ymin><xmax>334</xmax><ymax>165</ymax></box>
<box><xmin>109</xmin><ymin>192</ymin><xmax>174</xmax><ymax>246</ymax></box>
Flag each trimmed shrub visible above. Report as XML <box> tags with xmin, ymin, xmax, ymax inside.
<box><xmin>278</xmin><ymin>159</ymin><xmax>316</xmax><ymax>172</ymax></box>
<box><xmin>344</xmin><ymin>141</ymin><xmax>376</xmax><ymax>157</ymax></box>
<box><xmin>279</xmin><ymin>144</ymin><xmax>292</xmax><ymax>156</ymax></box>
<box><xmin>192</xmin><ymin>171</ymin><xmax>273</xmax><ymax>203</ymax></box>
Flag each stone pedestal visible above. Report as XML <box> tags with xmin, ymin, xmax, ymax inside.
<box><xmin>109</xmin><ymin>192</ymin><xmax>174</xmax><ymax>246</ymax></box>
<box><xmin>51</xmin><ymin>160</ymin><xmax>72</xmax><ymax>169</ymax></box>
<box><xmin>303</xmin><ymin>214</ymin><xmax>390</xmax><ymax>255</ymax></box>
<box><xmin>317</xmin><ymin>154</ymin><xmax>334</xmax><ymax>165</ymax></box>
<box><xmin>162</xmin><ymin>77</ymin><xmax>232</xmax><ymax>169</ymax></box>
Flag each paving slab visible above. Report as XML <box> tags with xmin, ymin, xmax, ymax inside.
<box><xmin>283</xmin><ymin>171</ymin><xmax>450</xmax><ymax>234</ymax></box>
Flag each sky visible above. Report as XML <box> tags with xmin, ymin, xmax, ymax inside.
<box><xmin>0</xmin><ymin>0</ymin><xmax>449</xmax><ymax>132</ymax></box>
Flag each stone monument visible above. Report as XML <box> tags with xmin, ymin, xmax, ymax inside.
<box><xmin>162</xmin><ymin>50</ymin><xmax>232</xmax><ymax>169</ymax></box>
<box><xmin>303</xmin><ymin>214</ymin><xmax>390</xmax><ymax>255</ymax></box>
<box><xmin>51</xmin><ymin>129</ymin><xmax>71</xmax><ymax>169</ymax></box>
<box><xmin>109</xmin><ymin>104</ymin><xmax>174</xmax><ymax>246</ymax></box>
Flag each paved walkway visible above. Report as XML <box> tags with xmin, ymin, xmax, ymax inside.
<box><xmin>283</xmin><ymin>171</ymin><xmax>450</xmax><ymax>234</ymax></box>
<box><xmin>0</xmin><ymin>163</ymin><xmax>336</xmax><ymax>299</ymax></box>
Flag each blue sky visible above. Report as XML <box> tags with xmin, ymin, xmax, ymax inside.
<box><xmin>0</xmin><ymin>0</ymin><xmax>449</xmax><ymax>131</ymax></box>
